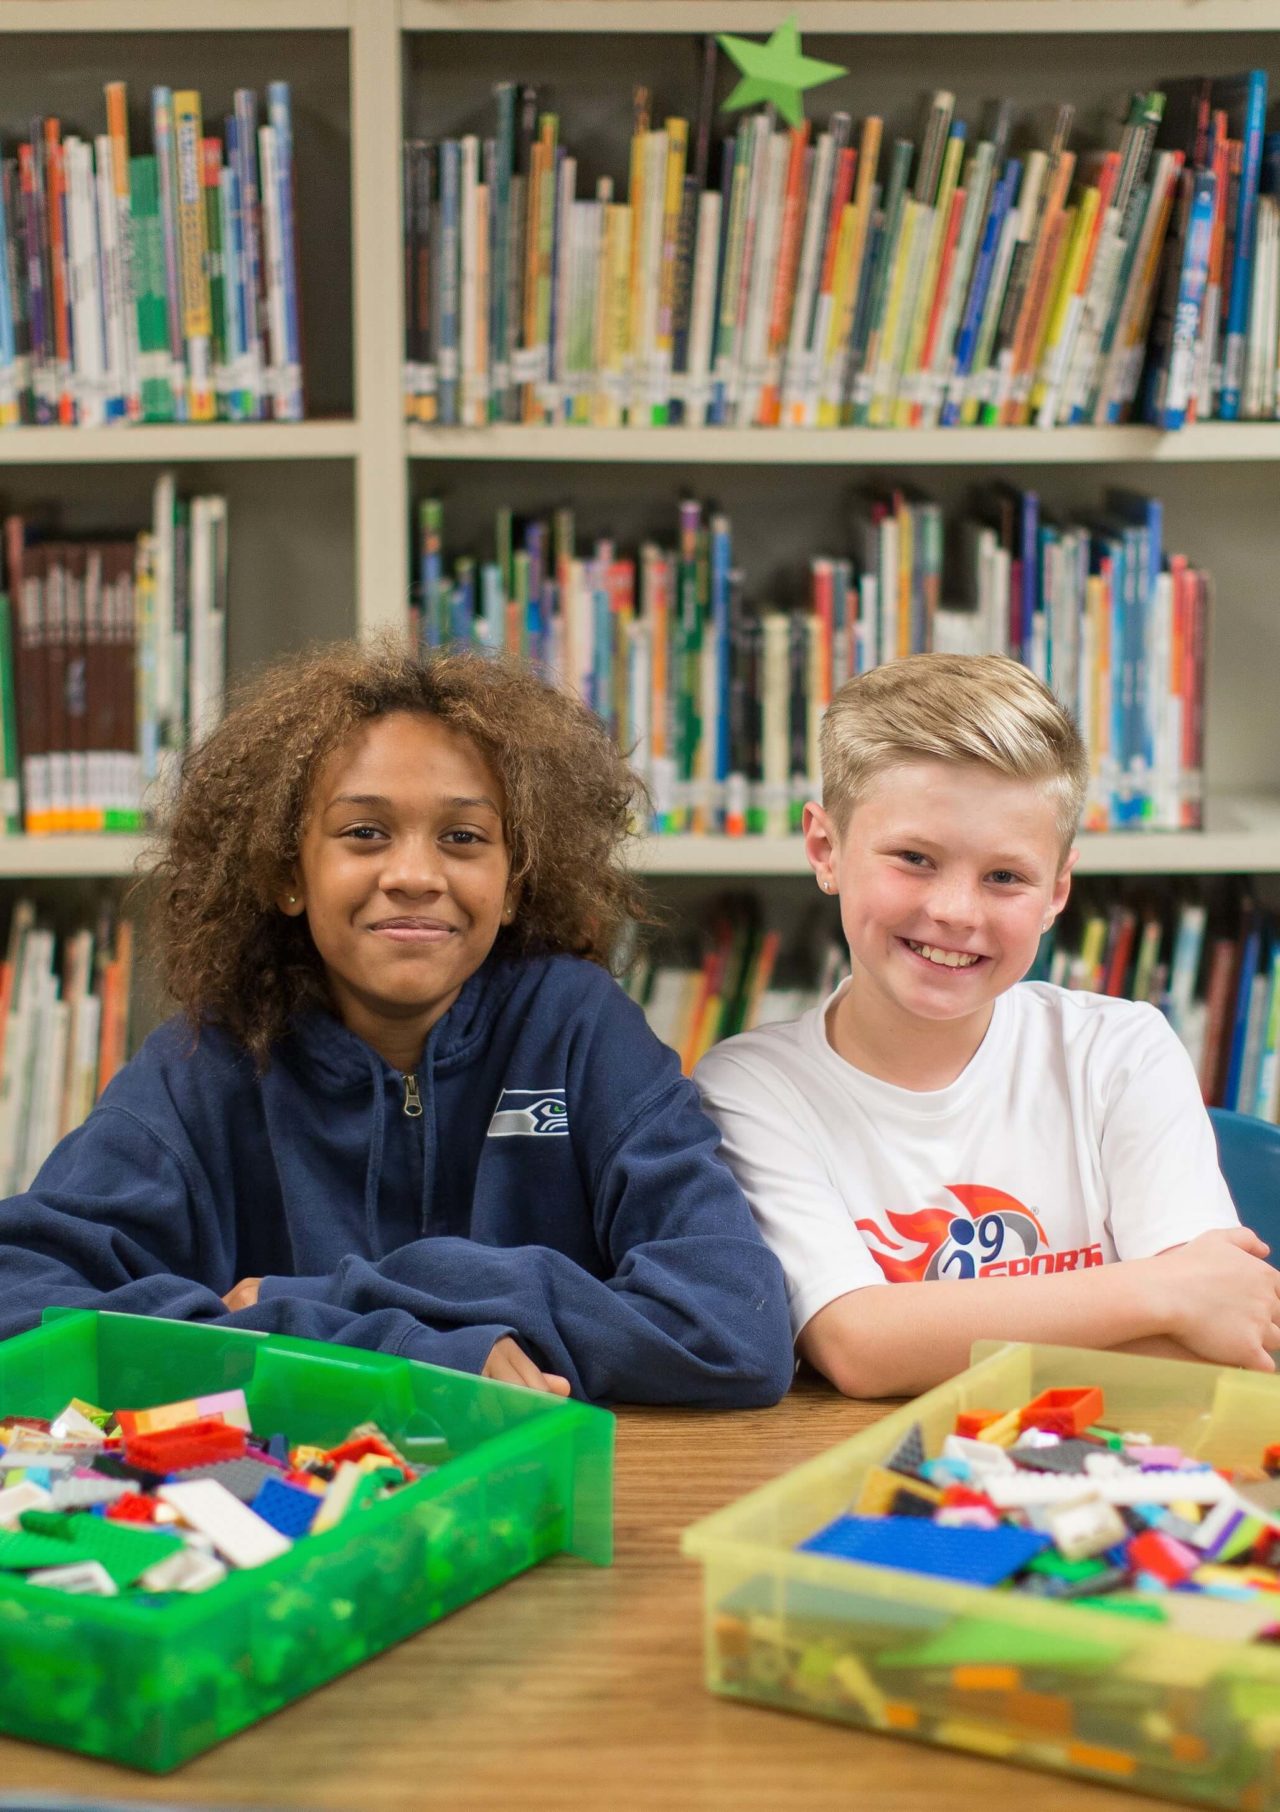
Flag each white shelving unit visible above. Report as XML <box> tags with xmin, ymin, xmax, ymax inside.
<box><xmin>5</xmin><ymin>0</ymin><xmax>1280</xmax><ymax>892</ymax></box>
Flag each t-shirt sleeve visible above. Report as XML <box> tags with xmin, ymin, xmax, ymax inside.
<box><xmin>1099</xmin><ymin>1003</ymin><xmax>1239</xmax><ymax>1260</ymax></box>
<box><xmin>694</xmin><ymin>1041</ymin><xmax>887</xmax><ymax>1339</ymax></box>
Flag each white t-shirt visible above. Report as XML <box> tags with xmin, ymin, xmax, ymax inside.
<box><xmin>694</xmin><ymin>980</ymin><xmax>1238</xmax><ymax>1341</ymax></box>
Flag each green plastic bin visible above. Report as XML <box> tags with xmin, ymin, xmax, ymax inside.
<box><xmin>0</xmin><ymin>1310</ymin><xmax>613</xmax><ymax>1771</ymax></box>
<box><xmin>684</xmin><ymin>1342</ymin><xmax>1280</xmax><ymax>1810</ymax></box>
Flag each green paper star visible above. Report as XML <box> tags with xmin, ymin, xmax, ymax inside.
<box><xmin>717</xmin><ymin>17</ymin><xmax>847</xmax><ymax>130</ymax></box>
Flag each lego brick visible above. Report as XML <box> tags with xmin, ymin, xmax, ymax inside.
<box><xmin>1042</xmin><ymin>1498</ymin><xmax>1129</xmax><ymax>1562</ymax></box>
<box><xmin>48</xmin><ymin>1405</ymin><xmax>106</xmax><ymax>1445</ymax></box>
<box><xmin>52</xmin><ymin>1514</ymin><xmax>184</xmax><ymax>1588</ymax></box>
<box><xmin>48</xmin><ymin>1475</ymin><xmax>132</xmax><ymax>1512</ymax></box>
<box><xmin>250</xmin><ymin>1477</ymin><xmax>319</xmax><ymax>1539</ymax></box>
<box><xmin>985</xmin><ymin>1469</ymin><xmax>1231</xmax><ymax>1510</ymax></box>
<box><xmin>883</xmin><ymin>1421</ymin><xmax>926</xmax><ymax>1479</ymax></box>
<box><xmin>311</xmin><ymin>1460</ymin><xmax>365</xmax><ymax>1534</ymax></box>
<box><xmin>0</xmin><ymin>1527</ymin><xmax>85</xmax><ymax>1571</ymax></box>
<box><xmin>125</xmin><ymin>1417</ymin><xmax>247</xmax><ymax>1473</ymax></box>
<box><xmin>1019</xmin><ymin>1388</ymin><xmax>1104</xmax><ymax>1438</ymax></box>
<box><xmin>115</xmin><ymin>1388</ymin><xmax>251</xmax><ymax>1439</ymax></box>
<box><xmin>137</xmin><ymin>1546</ymin><xmax>229</xmax><ymax>1595</ymax></box>
<box><xmin>26</xmin><ymin>1560</ymin><xmax>119</xmax><ymax>1596</ymax></box>
<box><xmin>940</xmin><ymin>1434</ymin><xmax>1014</xmax><ymax>1476</ymax></box>
<box><xmin>170</xmin><ymin>1456</ymin><xmax>280</xmax><ymax>1505</ymax></box>
<box><xmin>800</xmin><ymin>1514</ymin><xmax>1049</xmax><ymax>1586</ymax></box>
<box><xmin>853</xmin><ymin>1464</ymin><xmax>942</xmax><ymax>1518</ymax></box>
<box><xmin>1128</xmin><ymin>1530</ymin><xmax>1200</xmax><ymax>1584</ymax></box>
<box><xmin>975</xmin><ymin>1408</ymin><xmax>1022</xmax><ymax>1447</ymax></box>
<box><xmin>954</xmin><ymin>1410</ymin><xmax>1001</xmax><ymax>1438</ymax></box>
<box><xmin>158</xmin><ymin>1479</ymin><xmax>292</xmax><ymax>1569</ymax></box>
<box><xmin>1007</xmin><ymin>1438</ymin><xmax>1123</xmax><ymax>1475</ymax></box>
<box><xmin>0</xmin><ymin>1481</ymin><xmax>52</xmax><ymax>1528</ymax></box>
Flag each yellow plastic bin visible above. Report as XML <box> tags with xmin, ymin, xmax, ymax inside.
<box><xmin>683</xmin><ymin>1342</ymin><xmax>1280</xmax><ymax>1808</ymax></box>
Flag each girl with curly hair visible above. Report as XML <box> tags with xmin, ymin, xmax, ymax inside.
<box><xmin>0</xmin><ymin>642</ymin><xmax>792</xmax><ymax>1406</ymax></box>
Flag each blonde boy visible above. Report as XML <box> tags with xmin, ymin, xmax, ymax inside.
<box><xmin>695</xmin><ymin>653</ymin><xmax>1280</xmax><ymax>1398</ymax></box>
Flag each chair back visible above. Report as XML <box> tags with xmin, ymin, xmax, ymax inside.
<box><xmin>1208</xmin><ymin>1107</ymin><xmax>1280</xmax><ymax>1261</ymax></box>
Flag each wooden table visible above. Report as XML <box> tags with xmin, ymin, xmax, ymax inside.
<box><xmin>0</xmin><ymin>1384</ymin><xmax>1173</xmax><ymax>1812</ymax></box>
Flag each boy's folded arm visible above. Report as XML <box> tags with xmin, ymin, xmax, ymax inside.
<box><xmin>802</xmin><ymin>1224</ymin><xmax>1280</xmax><ymax>1397</ymax></box>
<box><xmin>257</xmin><ymin>1077</ymin><xmax>796</xmax><ymax>1409</ymax></box>
<box><xmin>799</xmin><ymin>1263</ymin><xmax>1167</xmax><ymax>1398</ymax></box>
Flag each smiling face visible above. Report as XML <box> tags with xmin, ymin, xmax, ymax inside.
<box><xmin>806</xmin><ymin>757</ymin><xmax>1075</xmax><ymax>1068</ymax></box>
<box><xmin>279</xmin><ymin>711</ymin><xmax>513</xmax><ymax>1069</ymax></box>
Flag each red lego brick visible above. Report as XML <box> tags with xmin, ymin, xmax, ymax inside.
<box><xmin>325</xmin><ymin>1434</ymin><xmax>413</xmax><ymax>1481</ymax></box>
<box><xmin>1017</xmin><ymin>1388</ymin><xmax>1104</xmax><ymax>1438</ymax></box>
<box><xmin>106</xmin><ymin>1492</ymin><xmax>159</xmax><ymax>1524</ymax></box>
<box><xmin>1128</xmin><ymin>1530</ymin><xmax>1199</xmax><ymax>1585</ymax></box>
<box><xmin>125</xmin><ymin>1417</ymin><xmax>246</xmax><ymax>1473</ymax></box>
<box><xmin>954</xmin><ymin>1410</ymin><xmax>1002</xmax><ymax>1439</ymax></box>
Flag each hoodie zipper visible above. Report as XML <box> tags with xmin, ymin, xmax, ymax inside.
<box><xmin>401</xmin><ymin>1072</ymin><xmax>423</xmax><ymax>1118</ymax></box>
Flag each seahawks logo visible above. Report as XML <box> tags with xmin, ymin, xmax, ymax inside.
<box><xmin>487</xmin><ymin>1089</ymin><xmax>569</xmax><ymax>1138</ymax></box>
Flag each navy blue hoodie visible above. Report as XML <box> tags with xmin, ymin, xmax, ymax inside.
<box><xmin>0</xmin><ymin>951</ymin><xmax>793</xmax><ymax>1407</ymax></box>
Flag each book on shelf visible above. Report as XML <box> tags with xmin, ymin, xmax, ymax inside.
<box><xmin>3</xmin><ymin>472</ymin><xmax>228</xmax><ymax>835</ymax></box>
<box><xmin>409</xmin><ymin>481</ymin><xmax>1208</xmax><ymax>838</ymax></box>
<box><xmin>401</xmin><ymin>63</ymin><xmax>1280</xmax><ymax>431</ymax></box>
<box><xmin>0</xmin><ymin>897</ymin><xmax>132</xmax><ymax>1193</ymax></box>
<box><xmin>629</xmin><ymin>882</ymin><xmax>1280</xmax><ymax>1119</ymax></box>
<box><xmin>0</xmin><ymin>80</ymin><xmax>304</xmax><ymax>429</ymax></box>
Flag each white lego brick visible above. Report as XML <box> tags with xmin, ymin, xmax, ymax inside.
<box><xmin>985</xmin><ymin>1469</ymin><xmax>1231</xmax><ymax>1509</ymax></box>
<box><xmin>158</xmin><ymin>1479</ymin><xmax>292</xmax><ymax>1569</ymax></box>
<box><xmin>0</xmin><ymin>1480</ymin><xmax>52</xmax><ymax>1527</ymax></box>
<box><xmin>49</xmin><ymin>1405</ymin><xmax>106</xmax><ymax>1445</ymax></box>
<box><xmin>26</xmin><ymin>1560</ymin><xmax>118</xmax><ymax>1596</ymax></box>
<box><xmin>138</xmin><ymin>1546</ymin><xmax>229</xmax><ymax>1594</ymax></box>
<box><xmin>941</xmin><ymin>1434</ymin><xmax>1014</xmax><ymax>1475</ymax></box>
<box><xmin>1042</xmin><ymin>1496</ymin><xmax>1129</xmax><ymax>1560</ymax></box>
<box><xmin>311</xmin><ymin>1460</ymin><xmax>364</xmax><ymax>1534</ymax></box>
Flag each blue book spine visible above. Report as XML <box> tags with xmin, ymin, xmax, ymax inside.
<box><xmin>451</xmin><ymin>559</ymin><xmax>475</xmax><ymax>646</ymax></box>
<box><xmin>267</xmin><ymin>82</ymin><xmax>303</xmax><ymax>421</ymax></box>
<box><xmin>219</xmin><ymin>150</ymin><xmax>249</xmax><ymax>423</ymax></box>
<box><xmin>437</xmin><ymin>141</ymin><xmax>460</xmax><ymax>426</ymax></box>
<box><xmin>1160</xmin><ymin>167</ymin><xmax>1216</xmax><ymax>431</ymax></box>
<box><xmin>1225</xmin><ymin>915</ymin><xmax>1262</xmax><ymax>1110</ymax></box>
<box><xmin>1019</xmin><ymin>489</ymin><xmax>1039</xmax><ymax>660</ymax></box>
<box><xmin>592</xmin><ymin>581</ymin><xmax>612</xmax><ymax>727</ymax></box>
<box><xmin>1220</xmin><ymin>70</ymin><xmax>1268</xmax><ymax>420</ymax></box>
<box><xmin>480</xmin><ymin>561</ymin><xmax>504</xmax><ymax>650</ymax></box>
<box><xmin>941</xmin><ymin>160</ymin><xmax>1018</xmax><ymax>429</ymax></box>
<box><xmin>1107</xmin><ymin>489</ymin><xmax>1163</xmax><ymax>822</ymax></box>
<box><xmin>232</xmin><ymin>90</ymin><xmax>264</xmax><ymax>417</ymax></box>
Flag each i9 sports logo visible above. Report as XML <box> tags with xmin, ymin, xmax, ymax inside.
<box><xmin>855</xmin><ymin>1184</ymin><xmax>1102</xmax><ymax>1282</ymax></box>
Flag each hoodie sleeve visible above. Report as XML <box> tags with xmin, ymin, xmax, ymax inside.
<box><xmin>259</xmin><ymin>980</ymin><xmax>795</xmax><ymax>1408</ymax></box>
<box><xmin>0</xmin><ymin>1096</ymin><xmax>513</xmax><ymax>1377</ymax></box>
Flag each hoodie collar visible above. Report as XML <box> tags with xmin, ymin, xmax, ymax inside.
<box><xmin>279</xmin><ymin>952</ymin><xmax>526</xmax><ymax>1090</ymax></box>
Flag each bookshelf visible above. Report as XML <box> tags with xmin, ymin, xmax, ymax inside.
<box><xmin>6</xmin><ymin>0</ymin><xmax>1280</xmax><ymax>898</ymax></box>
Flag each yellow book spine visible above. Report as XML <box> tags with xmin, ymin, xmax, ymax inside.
<box><xmin>172</xmin><ymin>90</ymin><xmax>214</xmax><ymax>422</ymax></box>
<box><xmin>894</xmin><ymin>134</ymin><xmax>965</xmax><ymax>428</ymax></box>
<box><xmin>867</xmin><ymin>201</ymin><xmax>919</xmax><ymax>426</ymax></box>
<box><xmin>626</xmin><ymin>127</ymin><xmax>647</xmax><ymax>419</ymax></box>
<box><xmin>1011</xmin><ymin>204</ymin><xmax>1077</xmax><ymax>425</ymax></box>
<box><xmin>1028</xmin><ymin>186</ymin><xmax>1098</xmax><ymax>419</ymax></box>
<box><xmin>816</xmin><ymin>204</ymin><xmax>858</xmax><ymax>427</ymax></box>
<box><xmin>653</xmin><ymin>118</ymin><xmax>687</xmax><ymax>424</ymax></box>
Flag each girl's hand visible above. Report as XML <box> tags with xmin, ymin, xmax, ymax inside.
<box><xmin>482</xmin><ymin>1335</ymin><xmax>571</xmax><ymax>1396</ymax></box>
<box><xmin>1147</xmin><ymin>1228</ymin><xmax>1280</xmax><ymax>1370</ymax></box>
<box><xmin>222</xmin><ymin>1276</ymin><xmax>263</xmax><ymax>1311</ymax></box>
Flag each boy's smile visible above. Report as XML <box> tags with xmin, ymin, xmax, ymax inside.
<box><xmin>279</xmin><ymin>711</ymin><xmax>513</xmax><ymax>1071</ymax></box>
<box><xmin>804</xmin><ymin>758</ymin><xmax>1075</xmax><ymax>1089</ymax></box>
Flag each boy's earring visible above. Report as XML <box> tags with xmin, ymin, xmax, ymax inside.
<box><xmin>288</xmin><ymin>895</ymin><xmax>298</xmax><ymax>905</ymax></box>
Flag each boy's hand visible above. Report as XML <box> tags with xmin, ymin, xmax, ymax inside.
<box><xmin>1147</xmin><ymin>1228</ymin><xmax>1280</xmax><ymax>1370</ymax></box>
<box><xmin>482</xmin><ymin>1335</ymin><xmax>571</xmax><ymax>1396</ymax></box>
<box><xmin>222</xmin><ymin>1277</ymin><xmax>262</xmax><ymax>1311</ymax></box>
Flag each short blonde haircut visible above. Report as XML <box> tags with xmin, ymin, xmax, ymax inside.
<box><xmin>820</xmin><ymin>653</ymin><xmax>1088</xmax><ymax>860</ymax></box>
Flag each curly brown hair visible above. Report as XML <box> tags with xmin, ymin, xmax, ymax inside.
<box><xmin>149</xmin><ymin>639</ymin><xmax>650</xmax><ymax>1064</ymax></box>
